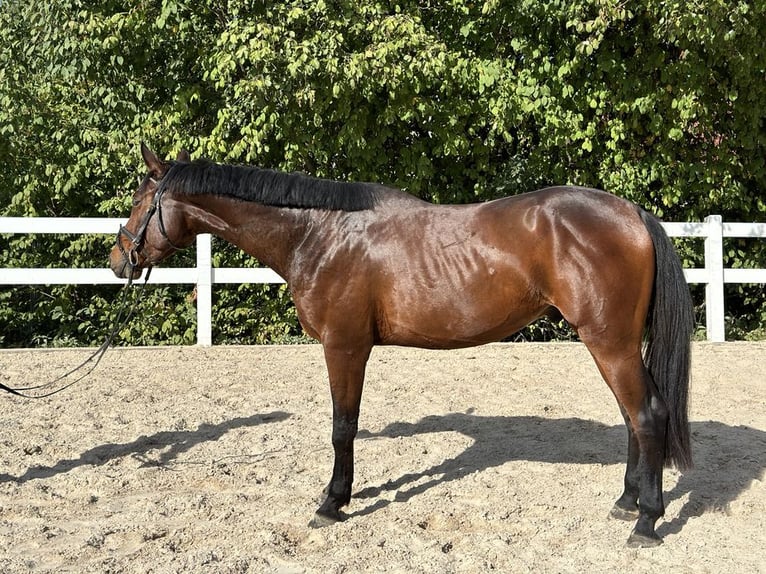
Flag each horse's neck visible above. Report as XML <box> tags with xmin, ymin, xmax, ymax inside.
<box><xmin>182</xmin><ymin>195</ymin><xmax>311</xmax><ymax>281</ymax></box>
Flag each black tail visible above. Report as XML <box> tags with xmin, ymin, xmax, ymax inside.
<box><xmin>638</xmin><ymin>209</ymin><xmax>695</xmax><ymax>470</ymax></box>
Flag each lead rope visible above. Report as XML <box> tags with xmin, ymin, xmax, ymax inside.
<box><xmin>0</xmin><ymin>264</ymin><xmax>152</xmax><ymax>399</ymax></box>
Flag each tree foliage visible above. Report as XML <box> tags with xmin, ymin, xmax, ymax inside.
<box><xmin>1</xmin><ymin>0</ymin><xmax>765</xmax><ymax>346</ymax></box>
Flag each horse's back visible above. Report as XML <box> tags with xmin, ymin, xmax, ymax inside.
<box><xmin>481</xmin><ymin>185</ymin><xmax>644</xmax><ymax>227</ymax></box>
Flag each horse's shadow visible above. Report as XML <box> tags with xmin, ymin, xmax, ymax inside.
<box><xmin>0</xmin><ymin>411</ymin><xmax>291</xmax><ymax>485</ymax></box>
<box><xmin>355</xmin><ymin>412</ymin><xmax>766</xmax><ymax>536</ymax></box>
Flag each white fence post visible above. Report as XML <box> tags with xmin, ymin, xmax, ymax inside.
<box><xmin>196</xmin><ymin>234</ymin><xmax>213</xmax><ymax>346</ymax></box>
<box><xmin>704</xmin><ymin>215</ymin><xmax>725</xmax><ymax>342</ymax></box>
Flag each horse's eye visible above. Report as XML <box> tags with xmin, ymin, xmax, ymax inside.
<box><xmin>132</xmin><ymin>197</ymin><xmax>142</xmax><ymax>207</ymax></box>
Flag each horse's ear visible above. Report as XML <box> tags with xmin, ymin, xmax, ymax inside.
<box><xmin>176</xmin><ymin>149</ymin><xmax>191</xmax><ymax>162</ymax></box>
<box><xmin>140</xmin><ymin>141</ymin><xmax>169</xmax><ymax>177</ymax></box>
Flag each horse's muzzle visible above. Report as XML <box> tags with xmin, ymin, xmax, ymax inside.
<box><xmin>109</xmin><ymin>248</ymin><xmax>144</xmax><ymax>280</ymax></box>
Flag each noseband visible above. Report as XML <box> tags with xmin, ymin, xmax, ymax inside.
<box><xmin>116</xmin><ymin>179</ymin><xmax>184</xmax><ymax>270</ymax></box>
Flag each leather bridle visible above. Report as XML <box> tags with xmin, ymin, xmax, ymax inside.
<box><xmin>115</xmin><ymin>177</ymin><xmax>184</xmax><ymax>273</ymax></box>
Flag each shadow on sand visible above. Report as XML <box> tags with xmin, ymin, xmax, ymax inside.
<box><xmin>3</xmin><ymin>408</ymin><xmax>762</xmax><ymax>540</ymax></box>
<box><xmin>354</xmin><ymin>412</ymin><xmax>765</xmax><ymax>537</ymax></box>
<box><xmin>0</xmin><ymin>411</ymin><xmax>291</xmax><ymax>484</ymax></box>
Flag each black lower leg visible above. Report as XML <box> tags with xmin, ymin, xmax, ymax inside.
<box><xmin>627</xmin><ymin>394</ymin><xmax>668</xmax><ymax>547</ymax></box>
<box><xmin>314</xmin><ymin>416</ymin><xmax>358</xmax><ymax>524</ymax></box>
<box><xmin>611</xmin><ymin>416</ymin><xmax>640</xmax><ymax>520</ymax></box>
<box><xmin>627</xmin><ymin>462</ymin><xmax>665</xmax><ymax>547</ymax></box>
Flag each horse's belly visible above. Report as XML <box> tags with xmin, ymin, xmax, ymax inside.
<box><xmin>375</xmin><ymin>281</ymin><xmax>547</xmax><ymax>349</ymax></box>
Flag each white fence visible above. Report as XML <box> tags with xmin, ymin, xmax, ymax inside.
<box><xmin>1</xmin><ymin>216</ymin><xmax>765</xmax><ymax>344</ymax></box>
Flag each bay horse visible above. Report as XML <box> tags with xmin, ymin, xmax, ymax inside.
<box><xmin>110</xmin><ymin>144</ymin><xmax>693</xmax><ymax>547</ymax></box>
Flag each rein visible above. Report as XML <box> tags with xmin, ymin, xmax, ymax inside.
<box><xmin>0</xmin><ymin>269</ymin><xmax>150</xmax><ymax>399</ymax></box>
<box><xmin>1</xmin><ymin>179</ymin><xmax>179</xmax><ymax>399</ymax></box>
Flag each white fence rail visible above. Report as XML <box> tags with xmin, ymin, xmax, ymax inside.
<box><xmin>1</xmin><ymin>216</ymin><xmax>765</xmax><ymax>344</ymax></box>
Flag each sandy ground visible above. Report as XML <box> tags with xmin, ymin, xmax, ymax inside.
<box><xmin>0</xmin><ymin>342</ymin><xmax>764</xmax><ymax>573</ymax></box>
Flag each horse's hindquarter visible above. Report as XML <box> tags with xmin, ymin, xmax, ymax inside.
<box><xmin>523</xmin><ymin>187</ymin><xmax>655</xmax><ymax>341</ymax></box>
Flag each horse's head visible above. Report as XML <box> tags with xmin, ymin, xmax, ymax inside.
<box><xmin>109</xmin><ymin>143</ymin><xmax>193</xmax><ymax>279</ymax></box>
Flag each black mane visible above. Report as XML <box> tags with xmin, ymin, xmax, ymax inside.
<box><xmin>159</xmin><ymin>160</ymin><xmax>379</xmax><ymax>211</ymax></box>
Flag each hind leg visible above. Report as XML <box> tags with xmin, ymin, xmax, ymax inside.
<box><xmin>626</xmin><ymin>380</ymin><xmax>669</xmax><ymax>547</ymax></box>
<box><xmin>584</xmin><ymin>345</ymin><xmax>669</xmax><ymax>547</ymax></box>
<box><xmin>609</xmin><ymin>406</ymin><xmax>641</xmax><ymax>521</ymax></box>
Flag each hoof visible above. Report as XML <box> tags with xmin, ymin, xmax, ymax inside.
<box><xmin>609</xmin><ymin>504</ymin><xmax>640</xmax><ymax>522</ymax></box>
<box><xmin>626</xmin><ymin>530</ymin><xmax>663</xmax><ymax>548</ymax></box>
<box><xmin>309</xmin><ymin>512</ymin><xmax>340</xmax><ymax>529</ymax></box>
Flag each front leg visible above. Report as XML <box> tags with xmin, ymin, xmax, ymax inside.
<box><xmin>310</xmin><ymin>341</ymin><xmax>372</xmax><ymax>527</ymax></box>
